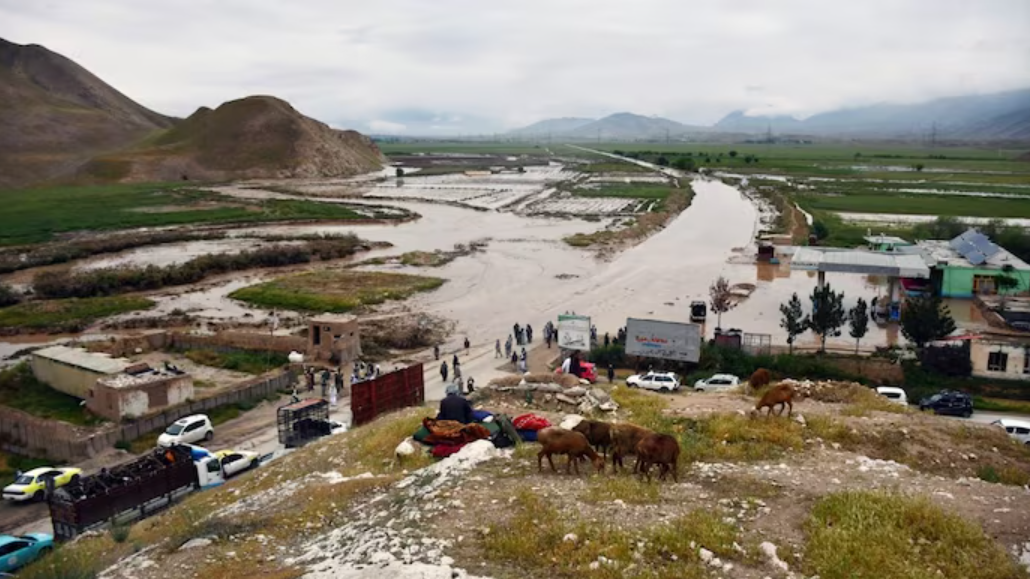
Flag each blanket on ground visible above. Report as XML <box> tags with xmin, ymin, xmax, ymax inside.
<box><xmin>421</xmin><ymin>417</ymin><xmax>492</xmax><ymax>446</ymax></box>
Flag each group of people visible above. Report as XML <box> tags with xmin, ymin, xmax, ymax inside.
<box><xmin>511</xmin><ymin>322</ymin><xmax>533</xmax><ymax>347</ymax></box>
<box><xmin>440</xmin><ymin>354</ymin><xmax>476</xmax><ymax>394</ymax></box>
<box><xmin>601</xmin><ymin>327</ymin><xmax>628</xmax><ymax>348</ymax></box>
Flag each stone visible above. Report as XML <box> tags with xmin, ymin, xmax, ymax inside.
<box><xmin>590</xmin><ymin>388</ymin><xmax>612</xmax><ymax>403</ymax></box>
<box><xmin>535</xmin><ymin>383</ymin><xmax>564</xmax><ymax>393</ymax></box>
<box><xmin>563</xmin><ymin>533</ymin><xmax>578</xmax><ymax>543</ymax></box>
<box><xmin>565</xmin><ymin>386</ymin><xmax>587</xmax><ymax>397</ymax></box>
<box><xmin>555</xmin><ymin>394</ymin><xmax>579</xmax><ymax>405</ymax></box>
<box><xmin>179</xmin><ymin>538</ymin><xmax>214</xmax><ymax>551</ymax></box>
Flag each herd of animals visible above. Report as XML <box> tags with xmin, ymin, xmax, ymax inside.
<box><xmin>535</xmin><ymin>370</ymin><xmax>796</xmax><ymax>483</ymax></box>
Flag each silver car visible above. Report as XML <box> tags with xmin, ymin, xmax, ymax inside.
<box><xmin>993</xmin><ymin>419</ymin><xmax>1030</xmax><ymax>446</ymax></box>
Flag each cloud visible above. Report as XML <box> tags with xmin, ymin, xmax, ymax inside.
<box><xmin>367</xmin><ymin>120</ymin><xmax>407</xmax><ymax>133</ymax></box>
<box><xmin>2</xmin><ymin>0</ymin><xmax>1028</xmax><ymax>133</ymax></box>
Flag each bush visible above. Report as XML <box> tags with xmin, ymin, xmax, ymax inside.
<box><xmin>109</xmin><ymin>524</ymin><xmax>131</xmax><ymax>544</ymax></box>
<box><xmin>587</xmin><ymin>343</ymin><xmax>626</xmax><ymax>367</ymax></box>
<box><xmin>0</xmin><ymin>283</ymin><xmax>20</xmax><ymax>307</ymax></box>
<box><xmin>919</xmin><ymin>341</ymin><xmax>971</xmax><ymax>376</ymax></box>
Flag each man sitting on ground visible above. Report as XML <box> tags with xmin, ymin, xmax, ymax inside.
<box><xmin>438</xmin><ymin>383</ymin><xmax>474</xmax><ymax>424</ymax></box>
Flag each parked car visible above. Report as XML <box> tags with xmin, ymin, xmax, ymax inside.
<box><xmin>626</xmin><ymin>371</ymin><xmax>681</xmax><ymax>392</ymax></box>
<box><xmin>918</xmin><ymin>390</ymin><xmax>973</xmax><ymax>417</ymax></box>
<box><xmin>555</xmin><ymin>361</ymin><xmax>598</xmax><ymax>383</ymax></box>
<box><xmin>214</xmin><ymin>449</ymin><xmax>260</xmax><ymax>478</ymax></box>
<box><xmin>3</xmin><ymin>467</ymin><xmax>82</xmax><ymax>502</ymax></box>
<box><xmin>158</xmin><ymin>414</ymin><xmax>214</xmax><ymax>447</ymax></box>
<box><xmin>992</xmin><ymin>418</ymin><xmax>1030</xmax><ymax>445</ymax></box>
<box><xmin>875</xmin><ymin>386</ymin><xmax>908</xmax><ymax>406</ymax></box>
<box><xmin>693</xmin><ymin>374</ymin><xmax>741</xmax><ymax>392</ymax></box>
<box><xmin>0</xmin><ymin>534</ymin><xmax>53</xmax><ymax>573</ymax></box>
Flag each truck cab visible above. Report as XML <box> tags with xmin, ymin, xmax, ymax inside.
<box><xmin>182</xmin><ymin>445</ymin><xmax>226</xmax><ymax>489</ymax></box>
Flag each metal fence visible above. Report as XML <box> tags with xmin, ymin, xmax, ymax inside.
<box><xmin>350</xmin><ymin>364</ymin><xmax>425</xmax><ymax>426</ymax></box>
<box><xmin>742</xmin><ymin>333</ymin><xmax>772</xmax><ymax>357</ymax></box>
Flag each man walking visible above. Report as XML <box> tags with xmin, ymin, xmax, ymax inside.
<box><xmin>495</xmin><ymin>339</ymin><xmax>502</xmax><ymax>358</ymax></box>
<box><xmin>433</xmin><ymin>344</ymin><xmax>440</xmax><ymax>360</ymax></box>
<box><xmin>510</xmin><ymin>351</ymin><xmax>518</xmax><ymax>370</ymax></box>
<box><xmin>607</xmin><ymin>363</ymin><xmax>615</xmax><ymax>384</ymax></box>
<box><xmin>464</xmin><ymin>336</ymin><xmax>471</xmax><ymax>355</ymax></box>
<box><xmin>526</xmin><ymin>324</ymin><xmax>533</xmax><ymax>343</ymax></box>
<box><xmin>440</xmin><ymin>360</ymin><xmax>449</xmax><ymax>383</ymax></box>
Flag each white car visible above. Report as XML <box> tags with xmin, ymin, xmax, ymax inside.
<box><xmin>875</xmin><ymin>386</ymin><xmax>909</xmax><ymax>406</ymax></box>
<box><xmin>626</xmin><ymin>371</ymin><xmax>681</xmax><ymax>392</ymax></box>
<box><xmin>993</xmin><ymin>418</ymin><xmax>1030</xmax><ymax>446</ymax></box>
<box><xmin>158</xmin><ymin>414</ymin><xmax>214</xmax><ymax>447</ymax></box>
<box><xmin>214</xmin><ymin>449</ymin><xmax>261</xmax><ymax>477</ymax></box>
<box><xmin>693</xmin><ymin>374</ymin><xmax>741</xmax><ymax>392</ymax></box>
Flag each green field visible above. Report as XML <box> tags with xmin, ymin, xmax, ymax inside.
<box><xmin>229</xmin><ymin>270</ymin><xmax>445</xmax><ymax>313</ymax></box>
<box><xmin>0</xmin><ymin>295</ymin><xmax>155</xmax><ymax>332</ymax></box>
<box><xmin>799</xmin><ymin>192</ymin><xmax>1030</xmax><ymax>218</ymax></box>
<box><xmin>0</xmin><ymin>183</ymin><xmax>375</xmax><ymax>246</ymax></box>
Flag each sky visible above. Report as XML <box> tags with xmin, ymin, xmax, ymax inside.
<box><xmin>2</xmin><ymin>0</ymin><xmax>1029</xmax><ymax>135</ymax></box>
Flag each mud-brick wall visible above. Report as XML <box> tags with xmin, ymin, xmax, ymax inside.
<box><xmin>0</xmin><ymin>370</ymin><xmax>296</xmax><ymax>462</ymax></box>
<box><xmin>170</xmin><ymin>332</ymin><xmax>307</xmax><ymax>354</ymax></box>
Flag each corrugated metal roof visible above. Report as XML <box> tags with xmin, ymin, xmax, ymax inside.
<box><xmin>791</xmin><ymin>248</ymin><xmax>930</xmax><ymax>278</ymax></box>
<box><xmin>863</xmin><ymin>235</ymin><xmax>911</xmax><ymax>246</ymax></box>
<box><xmin>32</xmin><ymin>345</ymin><xmax>130</xmax><ymax>374</ymax></box>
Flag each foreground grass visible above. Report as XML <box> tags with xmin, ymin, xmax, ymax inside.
<box><xmin>482</xmin><ymin>490</ymin><xmax>740</xmax><ymax>578</ymax></box>
<box><xmin>0</xmin><ymin>295</ymin><xmax>154</xmax><ymax>333</ymax></box>
<box><xmin>804</xmin><ymin>491</ymin><xmax>1028</xmax><ymax>579</ymax></box>
<box><xmin>184</xmin><ymin>349</ymin><xmax>289</xmax><ymax>375</ymax></box>
<box><xmin>0</xmin><ymin>184</ymin><xmax>377</xmax><ymax>246</ymax></box>
<box><xmin>229</xmin><ymin>270</ymin><xmax>445</xmax><ymax>313</ymax></box>
<box><xmin>0</xmin><ymin>363</ymin><xmax>105</xmax><ymax>426</ymax></box>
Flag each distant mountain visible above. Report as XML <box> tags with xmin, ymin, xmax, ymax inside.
<box><xmin>0</xmin><ymin>37</ymin><xmax>174</xmax><ymax>189</ymax></box>
<box><xmin>714</xmin><ymin>89</ymin><xmax>1030</xmax><ymax>141</ymax></box>
<box><xmin>81</xmin><ymin>96</ymin><xmax>385</xmax><ymax>183</ymax></box>
<box><xmin>511</xmin><ymin>112</ymin><xmax>711</xmax><ymax>140</ymax></box>
<box><xmin>508</xmin><ymin>117</ymin><xmax>595</xmax><ymax>136</ymax></box>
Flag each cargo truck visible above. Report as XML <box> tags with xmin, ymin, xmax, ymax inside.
<box><xmin>48</xmin><ymin>445</ymin><xmax>225</xmax><ymax>541</ymax></box>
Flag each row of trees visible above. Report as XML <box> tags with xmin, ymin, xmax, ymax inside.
<box><xmin>779</xmin><ymin>283</ymin><xmax>957</xmax><ymax>353</ymax></box>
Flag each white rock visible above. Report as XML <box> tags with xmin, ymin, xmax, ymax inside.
<box><xmin>563</xmin><ymin>533</ymin><xmax>578</xmax><ymax>543</ymax></box>
<box><xmin>179</xmin><ymin>538</ymin><xmax>213</xmax><ymax>551</ymax></box>
<box><xmin>699</xmin><ymin>548</ymin><xmax>714</xmax><ymax>563</ymax></box>
<box><xmin>759</xmin><ymin>541</ymin><xmax>789</xmax><ymax>571</ymax></box>
<box><xmin>395</xmin><ymin>438</ymin><xmax>416</xmax><ymax>457</ymax></box>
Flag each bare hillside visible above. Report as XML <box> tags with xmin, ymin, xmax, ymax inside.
<box><xmin>81</xmin><ymin>96</ymin><xmax>385</xmax><ymax>182</ymax></box>
<box><xmin>0</xmin><ymin>38</ymin><xmax>174</xmax><ymax>189</ymax></box>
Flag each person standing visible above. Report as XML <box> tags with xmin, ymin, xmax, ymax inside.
<box><xmin>464</xmin><ymin>337</ymin><xmax>471</xmax><ymax>355</ymax></box>
<box><xmin>510</xmin><ymin>351</ymin><xmax>518</xmax><ymax>370</ymax></box>
<box><xmin>320</xmin><ymin>368</ymin><xmax>330</xmax><ymax>396</ymax></box>
<box><xmin>374</xmin><ymin>363</ymin><xmax>381</xmax><ymax>378</ymax></box>
<box><xmin>466</xmin><ymin>376</ymin><xmax>476</xmax><ymax>394</ymax></box>
<box><xmin>604</xmin><ymin>333</ymin><xmax>610</xmax><ymax>348</ymax></box>
<box><xmin>454</xmin><ymin>359</ymin><xmax>462</xmax><ymax>382</ymax></box>
<box><xmin>607</xmin><ymin>363</ymin><xmax>615</xmax><ymax>384</ymax></box>
<box><xmin>505</xmin><ymin>336</ymin><xmax>512</xmax><ymax>357</ymax></box>
<box><xmin>495</xmin><ymin>339</ymin><xmax>502</xmax><ymax>358</ymax></box>
<box><xmin>433</xmin><ymin>344</ymin><xmax>440</xmax><ymax>361</ymax></box>
<box><xmin>513</xmin><ymin>323</ymin><xmax>521</xmax><ymax>346</ymax></box>
<box><xmin>306</xmin><ymin>368</ymin><xmax>315</xmax><ymax>392</ymax></box>
<box><xmin>333</xmin><ymin>369</ymin><xmax>344</xmax><ymax>398</ymax></box>
<box><xmin>452</xmin><ymin>354</ymin><xmax>459</xmax><ymax>368</ymax></box>
<box><xmin>546</xmin><ymin>329</ymin><xmax>552</xmax><ymax>349</ymax></box>
<box><xmin>526</xmin><ymin>324</ymin><xmax>533</xmax><ymax>343</ymax></box>
<box><xmin>440</xmin><ymin>361</ymin><xmax>449</xmax><ymax>383</ymax></box>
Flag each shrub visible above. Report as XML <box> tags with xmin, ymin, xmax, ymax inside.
<box><xmin>0</xmin><ymin>282</ymin><xmax>20</xmax><ymax>307</ymax></box>
<box><xmin>109</xmin><ymin>524</ymin><xmax>131</xmax><ymax>544</ymax></box>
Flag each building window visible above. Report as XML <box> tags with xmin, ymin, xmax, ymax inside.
<box><xmin>988</xmin><ymin>351</ymin><xmax>1008</xmax><ymax>372</ymax></box>
<box><xmin>973</xmin><ymin>275</ymin><xmax>997</xmax><ymax>295</ymax></box>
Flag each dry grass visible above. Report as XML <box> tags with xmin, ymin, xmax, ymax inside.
<box><xmin>803</xmin><ymin>491</ymin><xmax>1028</xmax><ymax>579</ymax></box>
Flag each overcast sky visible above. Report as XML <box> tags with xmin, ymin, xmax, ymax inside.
<box><xmin>3</xmin><ymin>0</ymin><xmax>1029</xmax><ymax>134</ymax></box>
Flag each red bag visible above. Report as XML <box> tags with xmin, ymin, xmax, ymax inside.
<box><xmin>512</xmin><ymin>413</ymin><xmax>552</xmax><ymax>431</ymax></box>
<box><xmin>431</xmin><ymin>443</ymin><xmax>467</xmax><ymax>458</ymax></box>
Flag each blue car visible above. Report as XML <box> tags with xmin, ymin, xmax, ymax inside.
<box><xmin>0</xmin><ymin>533</ymin><xmax>53</xmax><ymax>573</ymax></box>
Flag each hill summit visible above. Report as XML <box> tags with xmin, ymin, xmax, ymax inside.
<box><xmin>82</xmin><ymin>96</ymin><xmax>385</xmax><ymax>182</ymax></box>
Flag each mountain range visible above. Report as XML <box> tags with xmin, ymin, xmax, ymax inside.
<box><xmin>512</xmin><ymin>90</ymin><xmax>1030</xmax><ymax>142</ymax></box>
<box><xmin>0</xmin><ymin>38</ymin><xmax>383</xmax><ymax>190</ymax></box>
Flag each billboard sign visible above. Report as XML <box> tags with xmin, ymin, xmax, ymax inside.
<box><xmin>625</xmin><ymin>318</ymin><xmax>701</xmax><ymax>363</ymax></box>
<box><xmin>558</xmin><ymin>314</ymin><xmax>591</xmax><ymax>351</ymax></box>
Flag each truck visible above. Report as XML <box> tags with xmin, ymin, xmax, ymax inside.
<box><xmin>277</xmin><ymin>398</ymin><xmax>342</xmax><ymax>448</ymax></box>
<box><xmin>48</xmin><ymin>445</ymin><xmax>225</xmax><ymax>541</ymax></box>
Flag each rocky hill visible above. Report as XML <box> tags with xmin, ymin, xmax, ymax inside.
<box><xmin>81</xmin><ymin>96</ymin><xmax>385</xmax><ymax>182</ymax></box>
<box><xmin>0</xmin><ymin>38</ymin><xmax>174</xmax><ymax>189</ymax></box>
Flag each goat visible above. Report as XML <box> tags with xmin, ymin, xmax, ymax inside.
<box><xmin>572</xmin><ymin>419</ymin><xmax>612</xmax><ymax>458</ymax></box>
<box><xmin>748</xmin><ymin>368</ymin><xmax>772</xmax><ymax>395</ymax></box>
<box><xmin>752</xmin><ymin>383</ymin><xmax>796</xmax><ymax>417</ymax></box>
<box><xmin>536</xmin><ymin>427</ymin><xmax>605</xmax><ymax>475</ymax></box>
<box><xmin>609</xmin><ymin>423</ymin><xmax>654</xmax><ymax>473</ymax></box>
<box><xmin>635</xmin><ymin>433</ymin><xmax>681</xmax><ymax>483</ymax></box>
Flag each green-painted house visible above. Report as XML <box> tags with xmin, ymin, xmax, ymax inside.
<box><xmin>918</xmin><ymin>230</ymin><xmax>1030</xmax><ymax>298</ymax></box>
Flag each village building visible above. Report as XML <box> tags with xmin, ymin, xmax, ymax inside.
<box><xmin>30</xmin><ymin>346</ymin><xmax>130</xmax><ymax>399</ymax></box>
<box><xmin>308</xmin><ymin>314</ymin><xmax>361</xmax><ymax>365</ymax></box>
<box><xmin>969</xmin><ymin>338</ymin><xmax>1030</xmax><ymax>381</ymax></box>
<box><xmin>87</xmin><ymin>366</ymin><xmax>194</xmax><ymax>420</ymax></box>
<box><xmin>917</xmin><ymin>230</ymin><xmax>1030</xmax><ymax>298</ymax></box>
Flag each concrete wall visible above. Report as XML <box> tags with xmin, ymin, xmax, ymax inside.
<box><xmin>971</xmin><ymin>341</ymin><xmax>1030</xmax><ymax>381</ymax></box>
<box><xmin>88</xmin><ymin>375</ymin><xmax>195</xmax><ymax>420</ymax></box>
<box><xmin>30</xmin><ymin>356</ymin><xmax>108</xmax><ymax>399</ymax></box>
<box><xmin>941</xmin><ymin>266</ymin><xmax>1030</xmax><ymax>298</ymax></box>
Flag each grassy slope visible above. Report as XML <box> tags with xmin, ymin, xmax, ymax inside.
<box><xmin>229</xmin><ymin>270</ymin><xmax>445</xmax><ymax>313</ymax></box>
<box><xmin>0</xmin><ymin>183</ymin><xmax>369</xmax><ymax>246</ymax></box>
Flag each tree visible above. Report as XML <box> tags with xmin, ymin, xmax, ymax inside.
<box><xmin>996</xmin><ymin>263</ymin><xmax>1020</xmax><ymax>312</ymax></box>
<box><xmin>811</xmin><ymin>221</ymin><xmax>829</xmax><ymax>241</ymax></box>
<box><xmin>0</xmin><ymin>283</ymin><xmax>19</xmax><ymax>307</ymax></box>
<box><xmin>656</xmin><ymin>156</ymin><xmax>670</xmax><ymax>166</ymax></box>
<box><xmin>395</xmin><ymin>167</ymin><xmax>405</xmax><ymax>178</ymax></box>
<box><xmin>779</xmin><ymin>293</ymin><xmax>806</xmax><ymax>355</ymax></box>
<box><xmin>848</xmin><ymin>298</ymin><xmax>869</xmax><ymax>354</ymax></box>
<box><xmin>900</xmin><ymin>294</ymin><xmax>957</xmax><ymax>348</ymax></box>
<box><xmin>808</xmin><ymin>283</ymin><xmax>846</xmax><ymax>353</ymax></box>
<box><xmin>709</xmin><ymin>276</ymin><xmax>736</xmax><ymax>329</ymax></box>
<box><xmin>672</xmin><ymin>157</ymin><xmax>695</xmax><ymax>172</ymax></box>
<box><xmin>914</xmin><ymin>163</ymin><xmax>925</xmax><ymax>172</ymax></box>
<box><xmin>728</xmin><ymin>150</ymin><xmax>738</xmax><ymax>158</ymax></box>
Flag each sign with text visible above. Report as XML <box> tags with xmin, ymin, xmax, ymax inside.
<box><xmin>625</xmin><ymin>318</ymin><xmax>701</xmax><ymax>362</ymax></box>
<box><xmin>558</xmin><ymin>314</ymin><xmax>591</xmax><ymax>351</ymax></box>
